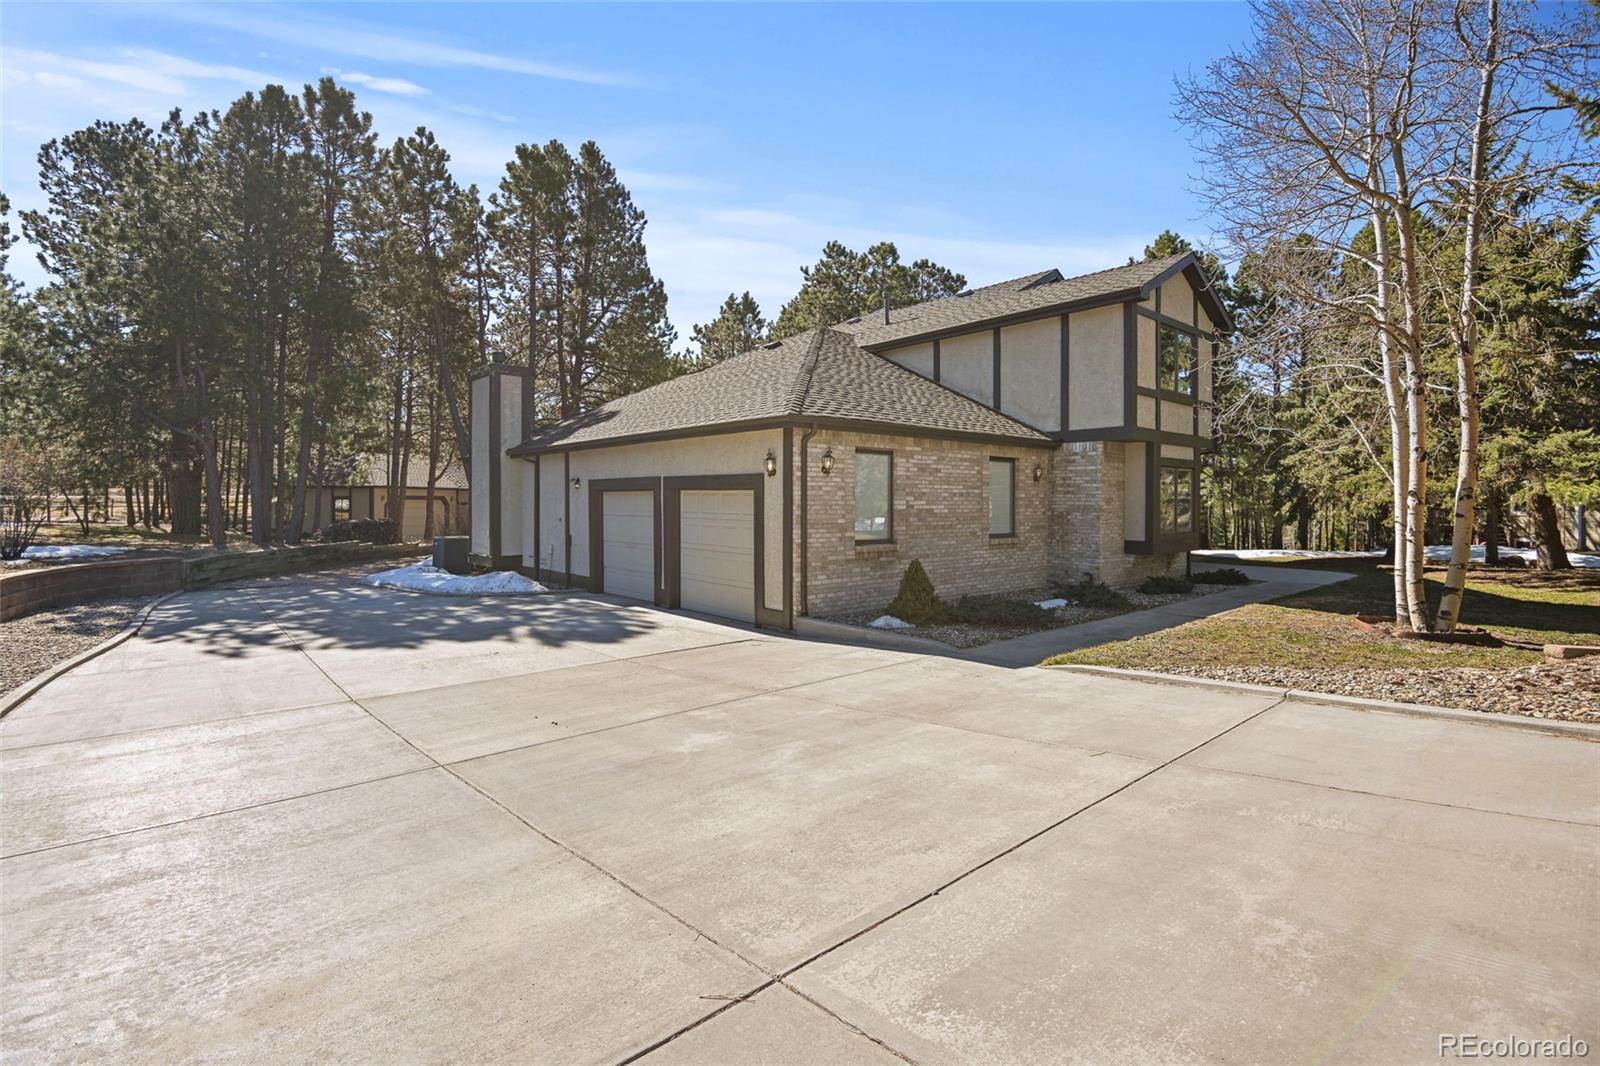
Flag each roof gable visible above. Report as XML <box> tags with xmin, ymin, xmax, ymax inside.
<box><xmin>833</xmin><ymin>252</ymin><xmax>1231</xmax><ymax>347</ymax></box>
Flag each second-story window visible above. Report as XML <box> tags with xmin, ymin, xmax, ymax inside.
<box><xmin>1158</xmin><ymin>324</ymin><xmax>1196</xmax><ymax>395</ymax></box>
<box><xmin>854</xmin><ymin>450</ymin><xmax>892</xmax><ymax>542</ymax></box>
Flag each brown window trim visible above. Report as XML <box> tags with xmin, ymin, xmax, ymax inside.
<box><xmin>1157</xmin><ymin>463</ymin><xmax>1197</xmax><ymax>536</ymax></box>
<box><xmin>853</xmin><ymin>448</ymin><xmax>895</xmax><ymax>545</ymax></box>
<box><xmin>988</xmin><ymin>456</ymin><xmax>1017</xmax><ymax>538</ymax></box>
<box><xmin>1156</xmin><ymin>322</ymin><xmax>1199</xmax><ymax>399</ymax></box>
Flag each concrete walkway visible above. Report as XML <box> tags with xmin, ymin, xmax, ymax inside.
<box><xmin>2</xmin><ymin>579</ymin><xmax>1593</xmax><ymax>1064</ymax></box>
<box><xmin>963</xmin><ymin>563</ymin><xmax>1352</xmax><ymax>666</ymax></box>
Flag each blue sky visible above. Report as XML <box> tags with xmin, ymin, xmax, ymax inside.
<box><xmin>2</xmin><ymin>2</ymin><xmax>1253</xmax><ymax>336</ymax></box>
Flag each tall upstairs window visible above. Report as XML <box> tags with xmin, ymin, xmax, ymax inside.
<box><xmin>1158</xmin><ymin>324</ymin><xmax>1196</xmax><ymax>396</ymax></box>
<box><xmin>854</xmin><ymin>450</ymin><xmax>892</xmax><ymax>541</ymax></box>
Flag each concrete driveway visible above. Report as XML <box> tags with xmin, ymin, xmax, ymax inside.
<box><xmin>2</xmin><ymin>581</ymin><xmax>1596</xmax><ymax>1065</ymax></box>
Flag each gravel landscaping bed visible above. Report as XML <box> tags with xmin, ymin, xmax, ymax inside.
<box><xmin>1160</xmin><ymin>660</ymin><xmax>1600</xmax><ymax>722</ymax></box>
<box><xmin>1</xmin><ymin>597</ymin><xmax>154</xmax><ymax>704</ymax></box>
<box><xmin>831</xmin><ymin>580</ymin><xmax>1243</xmax><ymax>649</ymax></box>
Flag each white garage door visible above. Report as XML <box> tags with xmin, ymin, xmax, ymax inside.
<box><xmin>601</xmin><ymin>491</ymin><xmax>655</xmax><ymax>603</ymax></box>
<box><xmin>679</xmin><ymin>489</ymin><xmax>755</xmax><ymax>623</ymax></box>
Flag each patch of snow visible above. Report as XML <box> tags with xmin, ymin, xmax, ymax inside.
<box><xmin>1035</xmin><ymin>598</ymin><xmax>1070</xmax><ymax>609</ymax></box>
<box><xmin>1423</xmin><ymin>544</ymin><xmax>1600</xmax><ymax>569</ymax></box>
<box><xmin>365</xmin><ymin>563</ymin><xmax>548</xmax><ymax>595</ymax></box>
<box><xmin>1194</xmin><ymin>548</ymin><xmax>1383</xmax><ymax>560</ymax></box>
<box><xmin>868</xmin><ymin>614</ymin><xmax>914</xmax><ymax>630</ymax></box>
<box><xmin>20</xmin><ymin>544</ymin><xmax>132</xmax><ymax>560</ymax></box>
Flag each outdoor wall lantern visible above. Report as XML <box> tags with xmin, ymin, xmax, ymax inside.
<box><xmin>1033</xmin><ymin>463</ymin><xmax>1044</xmax><ymax>482</ymax></box>
<box><xmin>820</xmin><ymin>448</ymin><xmax>835</xmax><ymax>476</ymax></box>
<box><xmin>764</xmin><ymin>451</ymin><xmax>778</xmax><ymax>477</ymax></box>
<box><xmin>571</xmin><ymin>477</ymin><xmax>581</xmax><ymax>490</ymax></box>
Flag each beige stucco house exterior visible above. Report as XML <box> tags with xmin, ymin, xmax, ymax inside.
<box><xmin>469</xmin><ymin>252</ymin><xmax>1229</xmax><ymax>628</ymax></box>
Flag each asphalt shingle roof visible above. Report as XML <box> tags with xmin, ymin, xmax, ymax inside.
<box><xmin>508</xmin><ymin>327</ymin><xmax>1051</xmax><ymax>454</ymax></box>
<box><xmin>832</xmin><ymin>254</ymin><xmax>1196</xmax><ymax>348</ymax></box>
<box><xmin>344</xmin><ymin>455</ymin><xmax>468</xmax><ymax>489</ymax></box>
<box><xmin>507</xmin><ymin>254</ymin><xmax>1215</xmax><ymax>455</ymax></box>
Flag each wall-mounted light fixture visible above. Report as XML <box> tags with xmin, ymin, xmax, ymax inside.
<box><xmin>1032</xmin><ymin>463</ymin><xmax>1044</xmax><ymax>482</ymax></box>
<box><xmin>571</xmin><ymin>477</ymin><xmax>581</xmax><ymax>490</ymax></box>
<box><xmin>820</xmin><ymin>448</ymin><xmax>835</xmax><ymax>476</ymax></box>
<box><xmin>764</xmin><ymin>451</ymin><xmax>778</xmax><ymax>477</ymax></box>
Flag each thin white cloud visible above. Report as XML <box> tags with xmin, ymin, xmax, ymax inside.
<box><xmin>4</xmin><ymin>47</ymin><xmax>186</xmax><ymax>96</ymax></box>
<box><xmin>326</xmin><ymin>69</ymin><xmax>430</xmax><ymax>97</ymax></box>
<box><xmin>447</xmin><ymin>103</ymin><xmax>516</xmax><ymax>125</ymax></box>
<box><xmin>123</xmin><ymin>49</ymin><xmax>283</xmax><ymax>87</ymax></box>
<box><xmin>164</xmin><ymin>5</ymin><xmax>636</xmax><ymax>88</ymax></box>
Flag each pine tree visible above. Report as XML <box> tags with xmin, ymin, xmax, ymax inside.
<box><xmin>690</xmin><ymin>292</ymin><xmax>766</xmax><ymax>364</ymax></box>
<box><xmin>772</xmin><ymin>241</ymin><xmax>965</xmax><ymax>338</ymax></box>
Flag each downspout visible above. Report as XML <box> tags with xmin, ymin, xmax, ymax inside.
<box><xmin>798</xmin><ymin>422</ymin><xmax>818</xmax><ymax>616</ymax></box>
<box><xmin>563</xmin><ymin>451</ymin><xmax>571</xmax><ymax>588</ymax></box>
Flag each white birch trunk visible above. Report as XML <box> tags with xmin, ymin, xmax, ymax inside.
<box><xmin>1437</xmin><ymin>0</ymin><xmax>1499</xmax><ymax>634</ymax></box>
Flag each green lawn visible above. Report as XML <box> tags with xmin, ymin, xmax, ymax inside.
<box><xmin>1049</xmin><ymin>559</ymin><xmax>1599</xmax><ymax>671</ymax></box>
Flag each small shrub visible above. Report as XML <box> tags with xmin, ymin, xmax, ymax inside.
<box><xmin>1138</xmin><ymin>575</ymin><xmax>1194</xmax><ymax>595</ymax></box>
<box><xmin>1053</xmin><ymin>575</ymin><xmax>1129</xmax><ymax>609</ymax></box>
<box><xmin>886</xmin><ymin>559</ymin><xmax>949</xmax><ymax>626</ymax></box>
<box><xmin>1191</xmin><ymin>567</ymin><xmax>1250</xmax><ymax>585</ymax></box>
<box><xmin>950</xmin><ymin>594</ymin><xmax>1055</xmax><ymax>628</ymax></box>
<box><xmin>314</xmin><ymin>517</ymin><xmax>400</xmax><ymax>545</ymax></box>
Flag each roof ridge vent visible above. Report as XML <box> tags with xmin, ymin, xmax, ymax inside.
<box><xmin>956</xmin><ymin>289</ymin><xmax>974</xmax><ymax>297</ymax></box>
<box><xmin>761</xmin><ymin>340</ymin><xmax>782</xmax><ymax>349</ymax></box>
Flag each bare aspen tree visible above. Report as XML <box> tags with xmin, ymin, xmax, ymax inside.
<box><xmin>1179</xmin><ymin>0</ymin><xmax>1596</xmax><ymax>632</ymax></box>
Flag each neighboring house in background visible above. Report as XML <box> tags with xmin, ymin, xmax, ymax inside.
<box><xmin>300</xmin><ymin>456</ymin><xmax>469</xmax><ymax>541</ymax></box>
<box><xmin>470</xmin><ymin>252</ymin><xmax>1228</xmax><ymax>627</ymax></box>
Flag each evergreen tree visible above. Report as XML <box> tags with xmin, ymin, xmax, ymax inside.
<box><xmin>772</xmin><ymin>241</ymin><xmax>965</xmax><ymax>338</ymax></box>
<box><xmin>690</xmin><ymin>292</ymin><xmax>766</xmax><ymax>364</ymax></box>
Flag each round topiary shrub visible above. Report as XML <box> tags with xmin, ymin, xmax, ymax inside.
<box><xmin>886</xmin><ymin>559</ymin><xmax>949</xmax><ymax>626</ymax></box>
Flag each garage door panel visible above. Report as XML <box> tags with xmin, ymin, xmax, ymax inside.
<box><xmin>679</xmin><ymin>490</ymin><xmax>755</xmax><ymax>623</ymax></box>
<box><xmin>602</xmin><ymin>492</ymin><xmax>656</xmax><ymax>603</ymax></box>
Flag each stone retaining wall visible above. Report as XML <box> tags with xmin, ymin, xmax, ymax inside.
<box><xmin>1</xmin><ymin>542</ymin><xmax>423</xmax><ymax>622</ymax></box>
<box><xmin>0</xmin><ymin>557</ymin><xmax>184</xmax><ymax>623</ymax></box>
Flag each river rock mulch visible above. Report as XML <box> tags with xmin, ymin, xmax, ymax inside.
<box><xmin>832</xmin><ymin>580</ymin><xmax>1243</xmax><ymax>650</ymax></box>
<box><xmin>1</xmin><ymin>597</ymin><xmax>154</xmax><ymax>704</ymax></box>
<box><xmin>1161</xmin><ymin>660</ymin><xmax>1600</xmax><ymax>722</ymax></box>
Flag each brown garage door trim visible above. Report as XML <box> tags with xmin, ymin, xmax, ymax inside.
<box><xmin>663</xmin><ymin>474</ymin><xmax>777</xmax><ymax>627</ymax></box>
<box><xmin>588</xmin><ymin>477</ymin><xmax>664</xmax><ymax>605</ymax></box>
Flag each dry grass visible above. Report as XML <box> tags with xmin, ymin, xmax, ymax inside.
<box><xmin>1046</xmin><ymin>558</ymin><xmax>1600</xmax><ymax>720</ymax></box>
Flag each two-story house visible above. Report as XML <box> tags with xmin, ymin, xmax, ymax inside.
<box><xmin>468</xmin><ymin>252</ymin><xmax>1229</xmax><ymax>628</ymax></box>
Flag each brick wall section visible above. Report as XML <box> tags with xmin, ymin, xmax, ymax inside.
<box><xmin>798</xmin><ymin>430</ymin><xmax>1055</xmax><ymax>617</ymax></box>
<box><xmin>0</xmin><ymin>557</ymin><xmax>183</xmax><ymax>622</ymax></box>
<box><xmin>1049</xmin><ymin>440</ymin><xmax>1184</xmax><ymax>585</ymax></box>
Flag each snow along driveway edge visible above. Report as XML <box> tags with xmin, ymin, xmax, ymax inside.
<box><xmin>1043</xmin><ymin>664</ymin><xmax>1600</xmax><ymax>741</ymax></box>
<box><xmin>0</xmin><ymin>591</ymin><xmax>181</xmax><ymax>721</ymax></box>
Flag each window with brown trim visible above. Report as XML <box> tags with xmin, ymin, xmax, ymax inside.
<box><xmin>1158</xmin><ymin>324</ymin><xmax>1196</xmax><ymax>395</ymax></box>
<box><xmin>333</xmin><ymin>495</ymin><xmax>352</xmax><ymax>522</ymax></box>
<box><xmin>989</xmin><ymin>458</ymin><xmax>1015</xmax><ymax>537</ymax></box>
<box><xmin>1158</xmin><ymin>467</ymin><xmax>1195</xmax><ymax>534</ymax></box>
<box><xmin>854</xmin><ymin>449</ymin><xmax>892</xmax><ymax>542</ymax></box>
